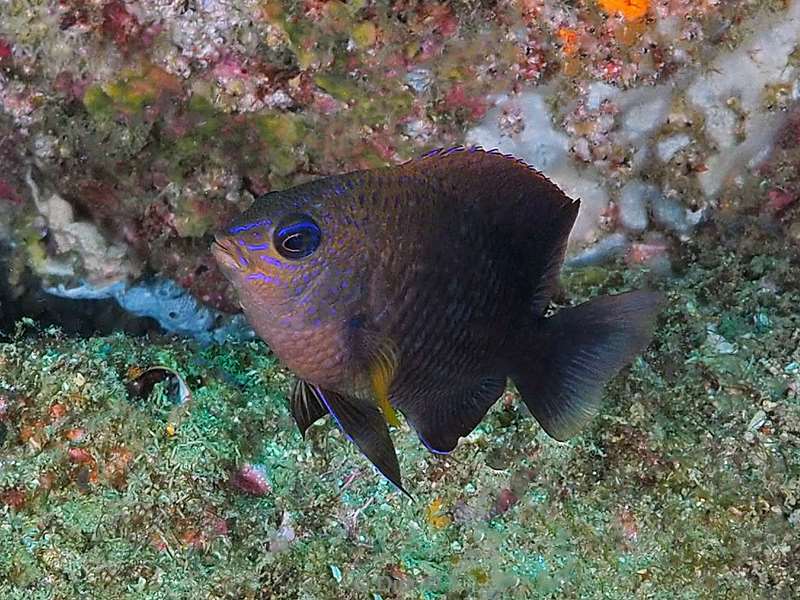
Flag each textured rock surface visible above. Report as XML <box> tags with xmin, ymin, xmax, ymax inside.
<box><xmin>2</xmin><ymin>222</ymin><xmax>799</xmax><ymax>598</ymax></box>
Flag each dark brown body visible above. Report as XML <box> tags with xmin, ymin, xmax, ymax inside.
<box><xmin>346</xmin><ymin>150</ymin><xmax>575</xmax><ymax>452</ymax></box>
<box><xmin>214</xmin><ymin>147</ymin><xmax>660</xmax><ymax>491</ymax></box>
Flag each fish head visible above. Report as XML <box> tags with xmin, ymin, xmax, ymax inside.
<box><xmin>213</xmin><ymin>191</ymin><xmax>327</xmax><ymax>313</ymax></box>
<box><xmin>212</xmin><ymin>185</ymin><xmax>370</xmax><ymax>382</ymax></box>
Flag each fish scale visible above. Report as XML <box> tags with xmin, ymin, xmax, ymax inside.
<box><xmin>213</xmin><ymin>146</ymin><xmax>662</xmax><ymax>492</ymax></box>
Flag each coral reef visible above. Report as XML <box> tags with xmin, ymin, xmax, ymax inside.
<box><xmin>0</xmin><ymin>0</ymin><xmax>533</xmax><ymax>321</ymax></box>
<box><xmin>2</xmin><ymin>1</ymin><xmax>800</xmax><ymax>597</ymax></box>
<box><xmin>1</xmin><ymin>220</ymin><xmax>799</xmax><ymax>598</ymax></box>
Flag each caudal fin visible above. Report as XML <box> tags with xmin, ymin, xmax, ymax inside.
<box><xmin>511</xmin><ymin>290</ymin><xmax>662</xmax><ymax>441</ymax></box>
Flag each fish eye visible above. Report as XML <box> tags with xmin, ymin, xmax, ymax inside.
<box><xmin>274</xmin><ymin>214</ymin><xmax>322</xmax><ymax>260</ymax></box>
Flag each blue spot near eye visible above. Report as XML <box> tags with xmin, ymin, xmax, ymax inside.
<box><xmin>238</xmin><ymin>256</ymin><xmax>249</xmax><ymax>267</ymax></box>
<box><xmin>246</xmin><ymin>273</ymin><xmax>281</xmax><ymax>285</ymax></box>
<box><xmin>228</xmin><ymin>219</ymin><xmax>273</xmax><ymax>234</ymax></box>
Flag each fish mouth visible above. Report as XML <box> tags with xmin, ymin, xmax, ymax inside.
<box><xmin>211</xmin><ymin>237</ymin><xmax>240</xmax><ymax>273</ymax></box>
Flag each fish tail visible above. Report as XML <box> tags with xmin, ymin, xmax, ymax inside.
<box><xmin>510</xmin><ymin>290</ymin><xmax>663</xmax><ymax>441</ymax></box>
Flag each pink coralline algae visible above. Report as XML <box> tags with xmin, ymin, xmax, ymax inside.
<box><xmin>493</xmin><ymin>488</ymin><xmax>519</xmax><ymax>516</ymax></box>
<box><xmin>0</xmin><ymin>40</ymin><xmax>11</xmax><ymax>60</ymax></box>
<box><xmin>230</xmin><ymin>463</ymin><xmax>271</xmax><ymax>496</ymax></box>
<box><xmin>0</xmin><ymin>179</ymin><xmax>23</xmax><ymax>205</ymax></box>
<box><xmin>764</xmin><ymin>189</ymin><xmax>797</xmax><ymax>216</ymax></box>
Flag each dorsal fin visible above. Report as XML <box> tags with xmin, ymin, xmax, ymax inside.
<box><xmin>406</xmin><ymin>145</ymin><xmax>580</xmax><ymax>312</ymax></box>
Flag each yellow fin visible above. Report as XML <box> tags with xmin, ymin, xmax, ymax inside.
<box><xmin>368</xmin><ymin>340</ymin><xmax>401</xmax><ymax>427</ymax></box>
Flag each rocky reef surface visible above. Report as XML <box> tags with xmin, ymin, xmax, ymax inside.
<box><xmin>1</xmin><ymin>0</ymin><xmax>800</xmax><ymax>598</ymax></box>
<box><xmin>1</xmin><ymin>222</ymin><xmax>799</xmax><ymax>598</ymax></box>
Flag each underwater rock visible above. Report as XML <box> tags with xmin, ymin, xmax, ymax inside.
<box><xmin>565</xmin><ymin>233</ymin><xmax>629</xmax><ymax>268</ymax></box>
<box><xmin>656</xmin><ymin>134</ymin><xmax>691</xmax><ymax>163</ymax></box>
<box><xmin>46</xmin><ymin>278</ymin><xmax>254</xmax><ymax>342</ymax></box>
<box><xmin>29</xmin><ymin>178</ymin><xmax>139</xmax><ymax>285</ymax></box>
<box><xmin>405</xmin><ymin>69</ymin><xmax>432</xmax><ymax>94</ymax></box>
<box><xmin>618</xmin><ymin>180</ymin><xmax>658</xmax><ymax>233</ymax></box>
<box><xmin>651</xmin><ymin>195</ymin><xmax>702</xmax><ymax>238</ymax></box>
<box><xmin>686</xmin><ymin>1</ymin><xmax>800</xmax><ymax>196</ymax></box>
<box><xmin>118</xmin><ymin>279</ymin><xmax>215</xmax><ymax>337</ymax></box>
<box><xmin>620</xmin><ymin>91</ymin><xmax>670</xmax><ymax>143</ymax></box>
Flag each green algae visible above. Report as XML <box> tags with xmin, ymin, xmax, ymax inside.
<box><xmin>3</xmin><ymin>234</ymin><xmax>800</xmax><ymax>600</ymax></box>
<box><xmin>83</xmin><ymin>66</ymin><xmax>182</xmax><ymax>121</ymax></box>
<box><xmin>314</xmin><ymin>73</ymin><xmax>362</xmax><ymax>103</ymax></box>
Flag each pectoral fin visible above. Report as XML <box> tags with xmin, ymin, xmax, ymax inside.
<box><xmin>367</xmin><ymin>338</ymin><xmax>401</xmax><ymax>427</ymax></box>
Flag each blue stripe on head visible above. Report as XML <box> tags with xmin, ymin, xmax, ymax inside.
<box><xmin>244</xmin><ymin>243</ymin><xmax>271</xmax><ymax>251</ymax></box>
<box><xmin>259</xmin><ymin>255</ymin><xmax>284</xmax><ymax>268</ymax></box>
<box><xmin>277</xmin><ymin>221</ymin><xmax>319</xmax><ymax>240</ymax></box>
<box><xmin>246</xmin><ymin>273</ymin><xmax>281</xmax><ymax>285</ymax></box>
<box><xmin>228</xmin><ymin>219</ymin><xmax>273</xmax><ymax>234</ymax></box>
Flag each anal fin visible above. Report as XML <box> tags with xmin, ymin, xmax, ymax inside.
<box><xmin>400</xmin><ymin>376</ymin><xmax>506</xmax><ymax>454</ymax></box>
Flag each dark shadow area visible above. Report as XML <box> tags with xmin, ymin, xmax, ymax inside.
<box><xmin>0</xmin><ymin>243</ymin><xmax>163</xmax><ymax>339</ymax></box>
